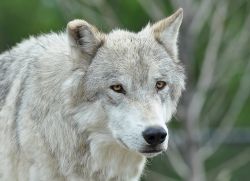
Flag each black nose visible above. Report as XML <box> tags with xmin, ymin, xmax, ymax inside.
<box><xmin>142</xmin><ymin>127</ymin><xmax>167</xmax><ymax>146</ymax></box>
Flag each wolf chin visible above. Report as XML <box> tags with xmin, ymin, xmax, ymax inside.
<box><xmin>0</xmin><ymin>8</ymin><xmax>185</xmax><ymax>181</ymax></box>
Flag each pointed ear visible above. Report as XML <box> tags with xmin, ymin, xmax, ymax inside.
<box><xmin>67</xmin><ymin>19</ymin><xmax>105</xmax><ymax>63</ymax></box>
<box><xmin>152</xmin><ymin>8</ymin><xmax>183</xmax><ymax>60</ymax></box>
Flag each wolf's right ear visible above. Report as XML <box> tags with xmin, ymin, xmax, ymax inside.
<box><xmin>67</xmin><ymin>19</ymin><xmax>105</xmax><ymax>64</ymax></box>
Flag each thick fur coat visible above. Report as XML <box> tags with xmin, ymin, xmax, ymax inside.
<box><xmin>0</xmin><ymin>9</ymin><xmax>185</xmax><ymax>181</ymax></box>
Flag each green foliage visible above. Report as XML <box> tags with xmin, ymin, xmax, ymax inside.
<box><xmin>0</xmin><ymin>0</ymin><xmax>64</xmax><ymax>51</ymax></box>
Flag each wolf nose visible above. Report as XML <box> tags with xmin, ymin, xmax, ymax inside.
<box><xmin>142</xmin><ymin>127</ymin><xmax>167</xmax><ymax>146</ymax></box>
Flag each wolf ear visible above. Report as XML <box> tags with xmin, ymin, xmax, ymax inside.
<box><xmin>67</xmin><ymin>19</ymin><xmax>105</xmax><ymax>64</ymax></box>
<box><xmin>152</xmin><ymin>8</ymin><xmax>183</xmax><ymax>60</ymax></box>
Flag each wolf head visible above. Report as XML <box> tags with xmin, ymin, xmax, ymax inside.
<box><xmin>66</xmin><ymin>9</ymin><xmax>185</xmax><ymax>157</ymax></box>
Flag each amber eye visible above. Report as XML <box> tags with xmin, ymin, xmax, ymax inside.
<box><xmin>156</xmin><ymin>81</ymin><xmax>167</xmax><ymax>91</ymax></box>
<box><xmin>110</xmin><ymin>84</ymin><xmax>126</xmax><ymax>94</ymax></box>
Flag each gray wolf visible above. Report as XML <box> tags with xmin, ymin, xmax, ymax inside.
<box><xmin>0</xmin><ymin>8</ymin><xmax>185</xmax><ymax>181</ymax></box>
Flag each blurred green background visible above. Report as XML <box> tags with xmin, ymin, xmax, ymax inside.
<box><xmin>1</xmin><ymin>0</ymin><xmax>250</xmax><ymax>181</ymax></box>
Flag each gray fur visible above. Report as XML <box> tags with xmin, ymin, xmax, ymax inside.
<box><xmin>0</xmin><ymin>9</ymin><xmax>185</xmax><ymax>181</ymax></box>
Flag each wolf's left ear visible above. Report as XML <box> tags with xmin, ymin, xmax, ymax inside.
<box><xmin>152</xmin><ymin>8</ymin><xmax>183</xmax><ymax>60</ymax></box>
<box><xmin>67</xmin><ymin>19</ymin><xmax>105</xmax><ymax>64</ymax></box>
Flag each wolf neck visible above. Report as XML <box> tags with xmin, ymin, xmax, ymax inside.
<box><xmin>83</xmin><ymin>133</ymin><xmax>146</xmax><ymax>180</ymax></box>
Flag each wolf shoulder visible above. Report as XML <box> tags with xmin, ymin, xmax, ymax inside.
<box><xmin>0</xmin><ymin>32</ymin><xmax>72</xmax><ymax>72</ymax></box>
<box><xmin>0</xmin><ymin>32</ymin><xmax>73</xmax><ymax>110</ymax></box>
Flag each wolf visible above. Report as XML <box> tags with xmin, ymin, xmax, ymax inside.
<box><xmin>0</xmin><ymin>8</ymin><xmax>185</xmax><ymax>181</ymax></box>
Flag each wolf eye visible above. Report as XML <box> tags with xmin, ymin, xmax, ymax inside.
<box><xmin>156</xmin><ymin>81</ymin><xmax>167</xmax><ymax>91</ymax></box>
<box><xmin>110</xmin><ymin>84</ymin><xmax>126</xmax><ymax>94</ymax></box>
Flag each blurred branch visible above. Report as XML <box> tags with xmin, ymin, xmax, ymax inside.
<box><xmin>214</xmin><ymin>15</ymin><xmax>250</xmax><ymax>83</ymax></box>
<box><xmin>182</xmin><ymin>2</ymin><xmax>228</xmax><ymax>181</ymax></box>
<box><xmin>200</xmin><ymin>90</ymin><xmax>227</xmax><ymax>128</ymax></box>
<box><xmin>208</xmin><ymin>147</ymin><xmax>250</xmax><ymax>180</ymax></box>
<box><xmin>200</xmin><ymin>60</ymin><xmax>250</xmax><ymax>158</ymax></box>
<box><xmin>201</xmin><ymin>14</ymin><xmax>250</xmax><ymax>128</ymax></box>
<box><xmin>186</xmin><ymin>1</ymin><xmax>227</xmax><ymax>129</ymax></box>
<box><xmin>144</xmin><ymin>170</ymin><xmax>179</xmax><ymax>181</ymax></box>
<box><xmin>57</xmin><ymin>0</ymin><xmax>120</xmax><ymax>28</ymax></box>
<box><xmin>166</xmin><ymin>138</ymin><xmax>189</xmax><ymax>179</ymax></box>
<box><xmin>199</xmin><ymin>13</ymin><xmax>250</xmax><ymax>159</ymax></box>
<box><xmin>137</xmin><ymin>0</ymin><xmax>165</xmax><ymax>20</ymax></box>
<box><xmin>79</xmin><ymin>0</ymin><xmax>121</xmax><ymax>27</ymax></box>
<box><xmin>189</xmin><ymin>0</ymin><xmax>215</xmax><ymax>36</ymax></box>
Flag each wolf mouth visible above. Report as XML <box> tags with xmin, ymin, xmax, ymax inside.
<box><xmin>118</xmin><ymin>138</ymin><xmax>164</xmax><ymax>154</ymax></box>
<box><xmin>140</xmin><ymin>145</ymin><xmax>164</xmax><ymax>154</ymax></box>
<box><xmin>140</xmin><ymin>149</ymin><xmax>162</xmax><ymax>154</ymax></box>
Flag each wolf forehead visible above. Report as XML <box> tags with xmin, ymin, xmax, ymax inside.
<box><xmin>89</xmin><ymin>29</ymin><xmax>183</xmax><ymax>82</ymax></box>
<box><xmin>101</xmin><ymin>28</ymin><xmax>172</xmax><ymax>62</ymax></box>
